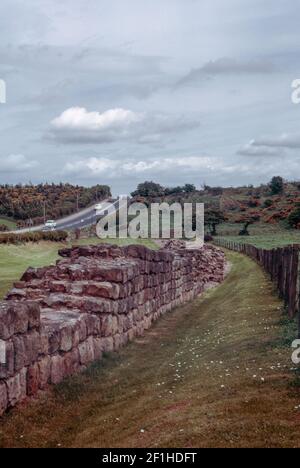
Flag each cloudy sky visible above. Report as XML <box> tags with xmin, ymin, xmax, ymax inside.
<box><xmin>0</xmin><ymin>0</ymin><xmax>300</xmax><ymax>194</ymax></box>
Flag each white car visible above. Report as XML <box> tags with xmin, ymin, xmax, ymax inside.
<box><xmin>94</xmin><ymin>203</ymin><xmax>103</xmax><ymax>211</ymax></box>
<box><xmin>44</xmin><ymin>220</ymin><xmax>57</xmax><ymax>230</ymax></box>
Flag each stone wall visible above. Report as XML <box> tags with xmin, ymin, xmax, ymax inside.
<box><xmin>0</xmin><ymin>243</ymin><xmax>225</xmax><ymax>415</ymax></box>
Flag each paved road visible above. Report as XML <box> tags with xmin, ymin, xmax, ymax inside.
<box><xmin>12</xmin><ymin>199</ymin><xmax>120</xmax><ymax>233</ymax></box>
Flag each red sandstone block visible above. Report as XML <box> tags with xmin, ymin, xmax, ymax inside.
<box><xmin>27</xmin><ymin>362</ymin><xmax>40</xmax><ymax>396</ymax></box>
<box><xmin>64</xmin><ymin>348</ymin><xmax>80</xmax><ymax>377</ymax></box>
<box><xmin>38</xmin><ymin>356</ymin><xmax>51</xmax><ymax>389</ymax></box>
<box><xmin>77</xmin><ymin>315</ymin><xmax>88</xmax><ymax>342</ymax></box>
<box><xmin>0</xmin><ymin>302</ymin><xmax>40</xmax><ymax>340</ymax></box>
<box><xmin>136</xmin><ymin>322</ymin><xmax>145</xmax><ymax>336</ymax></box>
<box><xmin>123</xmin><ymin>313</ymin><xmax>133</xmax><ymax>332</ymax></box>
<box><xmin>93</xmin><ymin>338</ymin><xmax>103</xmax><ymax>360</ymax></box>
<box><xmin>113</xmin><ymin>333</ymin><xmax>127</xmax><ymax>350</ymax></box>
<box><xmin>23</xmin><ymin>330</ymin><xmax>41</xmax><ymax>365</ymax></box>
<box><xmin>100</xmin><ymin>315</ymin><xmax>118</xmax><ymax>337</ymax></box>
<box><xmin>124</xmin><ymin>244</ymin><xmax>147</xmax><ymax>260</ymax></box>
<box><xmin>13</xmin><ymin>335</ymin><xmax>26</xmax><ymax>372</ymax></box>
<box><xmin>50</xmin><ymin>354</ymin><xmax>65</xmax><ymax>385</ymax></box>
<box><xmin>0</xmin><ymin>381</ymin><xmax>8</xmax><ymax>416</ymax></box>
<box><xmin>99</xmin><ymin>337</ymin><xmax>114</xmax><ymax>353</ymax></box>
<box><xmin>49</xmin><ymin>281</ymin><xmax>68</xmax><ymax>293</ymax></box>
<box><xmin>78</xmin><ymin>337</ymin><xmax>94</xmax><ymax>365</ymax></box>
<box><xmin>84</xmin><ymin>314</ymin><xmax>101</xmax><ymax>336</ymax></box>
<box><xmin>6</xmin><ymin>288</ymin><xmax>27</xmax><ymax>300</ymax></box>
<box><xmin>117</xmin><ymin>314</ymin><xmax>125</xmax><ymax>333</ymax></box>
<box><xmin>47</xmin><ymin>327</ymin><xmax>61</xmax><ymax>355</ymax></box>
<box><xmin>6</xmin><ymin>367</ymin><xmax>27</xmax><ymax>408</ymax></box>
<box><xmin>83</xmin><ymin>282</ymin><xmax>120</xmax><ymax>299</ymax></box>
<box><xmin>60</xmin><ymin>323</ymin><xmax>74</xmax><ymax>352</ymax></box>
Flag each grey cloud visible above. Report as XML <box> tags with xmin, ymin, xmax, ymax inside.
<box><xmin>253</xmin><ymin>133</ymin><xmax>300</xmax><ymax>149</ymax></box>
<box><xmin>177</xmin><ymin>57</ymin><xmax>277</xmax><ymax>87</ymax></box>
<box><xmin>0</xmin><ymin>0</ymin><xmax>300</xmax><ymax>193</ymax></box>
<box><xmin>237</xmin><ymin>142</ymin><xmax>284</xmax><ymax>157</ymax></box>
<box><xmin>0</xmin><ymin>154</ymin><xmax>38</xmax><ymax>173</ymax></box>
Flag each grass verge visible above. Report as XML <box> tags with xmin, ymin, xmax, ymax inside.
<box><xmin>217</xmin><ymin>232</ymin><xmax>300</xmax><ymax>249</ymax></box>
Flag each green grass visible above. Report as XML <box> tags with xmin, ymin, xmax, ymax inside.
<box><xmin>0</xmin><ymin>237</ymin><xmax>158</xmax><ymax>299</ymax></box>
<box><xmin>217</xmin><ymin>232</ymin><xmax>300</xmax><ymax>249</ymax></box>
<box><xmin>0</xmin><ymin>251</ymin><xmax>299</xmax><ymax>448</ymax></box>
<box><xmin>218</xmin><ymin>222</ymin><xmax>283</xmax><ymax>237</ymax></box>
<box><xmin>0</xmin><ymin>217</ymin><xmax>17</xmax><ymax>230</ymax></box>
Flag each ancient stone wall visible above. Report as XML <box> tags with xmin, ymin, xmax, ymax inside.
<box><xmin>0</xmin><ymin>243</ymin><xmax>225</xmax><ymax>415</ymax></box>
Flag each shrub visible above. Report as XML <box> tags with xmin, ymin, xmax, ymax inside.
<box><xmin>288</xmin><ymin>204</ymin><xmax>300</xmax><ymax>229</ymax></box>
<box><xmin>269</xmin><ymin>176</ymin><xmax>284</xmax><ymax>195</ymax></box>
<box><xmin>0</xmin><ymin>230</ymin><xmax>68</xmax><ymax>245</ymax></box>
<box><xmin>248</xmin><ymin>199</ymin><xmax>260</xmax><ymax>208</ymax></box>
<box><xmin>263</xmin><ymin>199</ymin><xmax>273</xmax><ymax>208</ymax></box>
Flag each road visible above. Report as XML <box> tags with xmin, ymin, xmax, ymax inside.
<box><xmin>12</xmin><ymin>199</ymin><xmax>120</xmax><ymax>233</ymax></box>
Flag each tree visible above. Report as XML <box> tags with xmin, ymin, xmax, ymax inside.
<box><xmin>270</xmin><ymin>176</ymin><xmax>284</xmax><ymax>195</ymax></box>
<box><xmin>204</xmin><ymin>208</ymin><xmax>226</xmax><ymax>236</ymax></box>
<box><xmin>183</xmin><ymin>183</ymin><xmax>196</xmax><ymax>193</ymax></box>
<box><xmin>236</xmin><ymin>212</ymin><xmax>260</xmax><ymax>236</ymax></box>
<box><xmin>131</xmin><ymin>181</ymin><xmax>165</xmax><ymax>198</ymax></box>
<box><xmin>288</xmin><ymin>203</ymin><xmax>300</xmax><ymax>229</ymax></box>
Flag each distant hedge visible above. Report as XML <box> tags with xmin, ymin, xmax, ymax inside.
<box><xmin>0</xmin><ymin>230</ymin><xmax>68</xmax><ymax>244</ymax></box>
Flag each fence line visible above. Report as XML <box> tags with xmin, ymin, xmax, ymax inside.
<box><xmin>214</xmin><ymin>238</ymin><xmax>300</xmax><ymax>335</ymax></box>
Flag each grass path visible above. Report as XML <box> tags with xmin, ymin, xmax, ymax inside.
<box><xmin>1</xmin><ymin>250</ymin><xmax>300</xmax><ymax>448</ymax></box>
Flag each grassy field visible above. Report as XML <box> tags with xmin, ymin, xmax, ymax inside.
<box><xmin>217</xmin><ymin>232</ymin><xmax>300</xmax><ymax>249</ymax></box>
<box><xmin>218</xmin><ymin>222</ymin><xmax>284</xmax><ymax>237</ymax></box>
<box><xmin>0</xmin><ymin>237</ymin><xmax>158</xmax><ymax>299</ymax></box>
<box><xmin>0</xmin><ymin>217</ymin><xmax>17</xmax><ymax>230</ymax></box>
<box><xmin>0</xmin><ymin>251</ymin><xmax>299</xmax><ymax>448</ymax></box>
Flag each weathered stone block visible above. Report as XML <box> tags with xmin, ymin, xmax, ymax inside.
<box><xmin>27</xmin><ymin>362</ymin><xmax>40</xmax><ymax>396</ymax></box>
<box><xmin>0</xmin><ymin>381</ymin><xmax>8</xmax><ymax>416</ymax></box>
<box><xmin>85</xmin><ymin>314</ymin><xmax>101</xmax><ymax>336</ymax></box>
<box><xmin>6</xmin><ymin>367</ymin><xmax>27</xmax><ymax>407</ymax></box>
<box><xmin>100</xmin><ymin>315</ymin><xmax>118</xmax><ymax>337</ymax></box>
<box><xmin>78</xmin><ymin>337</ymin><xmax>94</xmax><ymax>365</ymax></box>
<box><xmin>27</xmin><ymin>302</ymin><xmax>41</xmax><ymax>330</ymax></box>
<box><xmin>50</xmin><ymin>354</ymin><xmax>65</xmax><ymax>385</ymax></box>
<box><xmin>99</xmin><ymin>337</ymin><xmax>114</xmax><ymax>353</ymax></box>
<box><xmin>64</xmin><ymin>348</ymin><xmax>80</xmax><ymax>376</ymax></box>
<box><xmin>83</xmin><ymin>282</ymin><xmax>120</xmax><ymax>299</ymax></box>
<box><xmin>93</xmin><ymin>338</ymin><xmax>103</xmax><ymax>360</ymax></box>
<box><xmin>0</xmin><ymin>303</ymin><xmax>15</xmax><ymax>340</ymax></box>
<box><xmin>60</xmin><ymin>324</ymin><xmax>74</xmax><ymax>352</ymax></box>
<box><xmin>24</xmin><ymin>330</ymin><xmax>41</xmax><ymax>365</ymax></box>
<box><xmin>38</xmin><ymin>356</ymin><xmax>51</xmax><ymax>389</ymax></box>
<box><xmin>13</xmin><ymin>335</ymin><xmax>26</xmax><ymax>372</ymax></box>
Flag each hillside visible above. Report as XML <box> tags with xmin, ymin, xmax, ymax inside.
<box><xmin>131</xmin><ymin>178</ymin><xmax>300</xmax><ymax>236</ymax></box>
<box><xmin>0</xmin><ymin>183</ymin><xmax>111</xmax><ymax>228</ymax></box>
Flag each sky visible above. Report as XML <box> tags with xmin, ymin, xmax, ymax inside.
<box><xmin>0</xmin><ymin>0</ymin><xmax>300</xmax><ymax>195</ymax></box>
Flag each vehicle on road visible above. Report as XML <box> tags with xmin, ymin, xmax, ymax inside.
<box><xmin>43</xmin><ymin>220</ymin><xmax>57</xmax><ymax>230</ymax></box>
<box><xmin>94</xmin><ymin>203</ymin><xmax>103</xmax><ymax>211</ymax></box>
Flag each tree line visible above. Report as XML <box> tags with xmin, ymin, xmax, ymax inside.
<box><xmin>0</xmin><ymin>183</ymin><xmax>111</xmax><ymax>226</ymax></box>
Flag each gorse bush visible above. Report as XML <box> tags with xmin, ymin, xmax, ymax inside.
<box><xmin>0</xmin><ymin>230</ymin><xmax>68</xmax><ymax>244</ymax></box>
<box><xmin>0</xmin><ymin>183</ymin><xmax>111</xmax><ymax>224</ymax></box>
